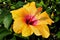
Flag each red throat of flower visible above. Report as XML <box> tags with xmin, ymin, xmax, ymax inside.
<box><xmin>25</xmin><ymin>7</ymin><xmax>42</xmax><ymax>26</ymax></box>
<box><xmin>25</xmin><ymin>15</ymin><xmax>38</xmax><ymax>26</ymax></box>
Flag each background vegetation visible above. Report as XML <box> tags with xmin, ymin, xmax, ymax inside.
<box><xmin>0</xmin><ymin>0</ymin><xmax>60</xmax><ymax>40</ymax></box>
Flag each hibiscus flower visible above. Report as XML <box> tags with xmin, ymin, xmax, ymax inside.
<box><xmin>10</xmin><ymin>2</ymin><xmax>54</xmax><ymax>38</ymax></box>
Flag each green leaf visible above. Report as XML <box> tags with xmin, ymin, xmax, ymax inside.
<box><xmin>46</xmin><ymin>8</ymin><xmax>52</xmax><ymax>14</ymax></box>
<box><xmin>56</xmin><ymin>0</ymin><xmax>60</xmax><ymax>4</ymax></box>
<box><xmin>50</xmin><ymin>26</ymin><xmax>55</xmax><ymax>29</ymax></box>
<box><xmin>36</xmin><ymin>1</ymin><xmax>46</xmax><ymax>7</ymax></box>
<box><xmin>0</xmin><ymin>9</ymin><xmax>2</xmax><ymax>14</ymax></box>
<box><xmin>0</xmin><ymin>9</ymin><xmax>10</xmax><ymax>24</ymax></box>
<box><xmin>14</xmin><ymin>33</ymin><xmax>29</xmax><ymax>40</ymax></box>
<box><xmin>0</xmin><ymin>17</ymin><xmax>3</xmax><ymax>24</ymax></box>
<box><xmin>0</xmin><ymin>0</ymin><xmax>10</xmax><ymax>2</ymax></box>
<box><xmin>55</xmin><ymin>17</ymin><xmax>59</xmax><ymax>22</ymax></box>
<box><xmin>0</xmin><ymin>0</ymin><xmax>2</xmax><ymax>2</ymax></box>
<box><xmin>39</xmin><ymin>1</ymin><xmax>45</xmax><ymax>6</ymax></box>
<box><xmin>0</xmin><ymin>9</ymin><xmax>3</xmax><ymax>23</ymax></box>
<box><xmin>10</xmin><ymin>36</ymin><xmax>16</xmax><ymax>40</ymax></box>
<box><xmin>15</xmin><ymin>1</ymin><xmax>24</xmax><ymax>8</ymax></box>
<box><xmin>0</xmin><ymin>27</ymin><xmax>11</xmax><ymax>40</ymax></box>
<box><xmin>10</xmin><ymin>5</ymin><xmax>16</xmax><ymax>9</ymax></box>
<box><xmin>3</xmin><ymin>14</ymin><xmax>12</xmax><ymax>29</ymax></box>
<box><xmin>0</xmin><ymin>27</ymin><xmax>5</xmax><ymax>33</ymax></box>
<box><xmin>56</xmin><ymin>32</ymin><xmax>60</xmax><ymax>38</ymax></box>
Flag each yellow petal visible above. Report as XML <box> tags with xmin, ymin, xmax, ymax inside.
<box><xmin>30</xmin><ymin>25</ymin><xmax>41</xmax><ymax>36</ymax></box>
<box><xmin>11</xmin><ymin>2</ymin><xmax>37</xmax><ymax>20</ymax></box>
<box><xmin>36</xmin><ymin>11</ymin><xmax>54</xmax><ymax>25</ymax></box>
<box><xmin>22</xmin><ymin>25</ymin><xmax>33</xmax><ymax>37</ymax></box>
<box><xmin>37</xmin><ymin>24</ymin><xmax>50</xmax><ymax>38</ymax></box>
<box><xmin>35</xmin><ymin>12</ymin><xmax>41</xmax><ymax>19</ymax></box>
<box><xmin>13</xmin><ymin>18</ymin><xmax>25</xmax><ymax>34</ymax></box>
<box><xmin>23</xmin><ymin>2</ymin><xmax>37</xmax><ymax>15</ymax></box>
<box><xmin>10</xmin><ymin>8</ymin><xmax>28</xmax><ymax>20</ymax></box>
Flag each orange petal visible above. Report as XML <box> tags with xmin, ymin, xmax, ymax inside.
<box><xmin>36</xmin><ymin>11</ymin><xmax>54</xmax><ymax>25</ymax></box>
<box><xmin>36</xmin><ymin>7</ymin><xmax>42</xmax><ymax>14</ymax></box>
<box><xmin>22</xmin><ymin>25</ymin><xmax>33</xmax><ymax>37</ymax></box>
<box><xmin>30</xmin><ymin>25</ymin><xmax>41</xmax><ymax>36</ymax></box>
<box><xmin>10</xmin><ymin>8</ymin><xmax>28</xmax><ymax>20</ymax></box>
<box><xmin>13</xmin><ymin>18</ymin><xmax>25</xmax><ymax>34</ymax></box>
<box><xmin>23</xmin><ymin>2</ymin><xmax>37</xmax><ymax>15</ymax></box>
<box><xmin>33</xmin><ymin>7</ymin><xmax>42</xmax><ymax>17</ymax></box>
<box><xmin>36</xmin><ymin>24</ymin><xmax>50</xmax><ymax>38</ymax></box>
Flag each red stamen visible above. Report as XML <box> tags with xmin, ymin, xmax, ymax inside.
<box><xmin>29</xmin><ymin>7</ymin><xmax>42</xmax><ymax>23</ymax></box>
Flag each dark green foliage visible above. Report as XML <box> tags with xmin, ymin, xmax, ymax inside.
<box><xmin>0</xmin><ymin>0</ymin><xmax>60</xmax><ymax>40</ymax></box>
<box><xmin>3</xmin><ymin>14</ymin><xmax>12</xmax><ymax>29</ymax></box>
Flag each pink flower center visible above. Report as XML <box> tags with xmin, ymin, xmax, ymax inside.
<box><xmin>25</xmin><ymin>15</ymin><xmax>38</xmax><ymax>26</ymax></box>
